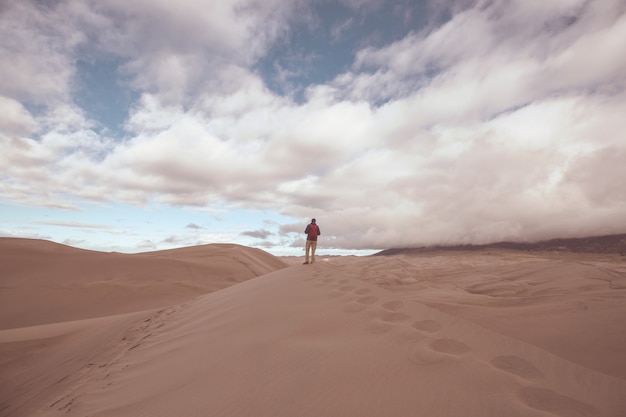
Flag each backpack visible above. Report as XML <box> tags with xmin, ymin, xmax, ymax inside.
<box><xmin>307</xmin><ymin>224</ymin><xmax>319</xmax><ymax>240</ymax></box>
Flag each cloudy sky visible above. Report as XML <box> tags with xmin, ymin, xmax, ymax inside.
<box><xmin>1</xmin><ymin>0</ymin><xmax>625</xmax><ymax>255</ymax></box>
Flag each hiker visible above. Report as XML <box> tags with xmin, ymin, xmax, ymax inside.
<box><xmin>303</xmin><ymin>218</ymin><xmax>321</xmax><ymax>264</ymax></box>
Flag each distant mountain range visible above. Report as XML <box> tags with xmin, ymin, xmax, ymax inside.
<box><xmin>375</xmin><ymin>234</ymin><xmax>626</xmax><ymax>256</ymax></box>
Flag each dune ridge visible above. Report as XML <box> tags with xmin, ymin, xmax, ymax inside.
<box><xmin>0</xmin><ymin>238</ymin><xmax>287</xmax><ymax>330</ymax></box>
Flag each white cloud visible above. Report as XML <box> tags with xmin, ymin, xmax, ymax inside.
<box><xmin>0</xmin><ymin>1</ymin><xmax>97</xmax><ymax>105</ymax></box>
<box><xmin>0</xmin><ymin>229</ymin><xmax>51</xmax><ymax>240</ymax></box>
<box><xmin>90</xmin><ymin>0</ymin><xmax>301</xmax><ymax>104</ymax></box>
<box><xmin>35</xmin><ymin>221</ymin><xmax>110</xmax><ymax>229</ymax></box>
<box><xmin>0</xmin><ymin>97</ymin><xmax>38</xmax><ymax>137</ymax></box>
<box><xmin>2</xmin><ymin>0</ymin><xmax>625</xmax><ymax>251</ymax></box>
<box><xmin>136</xmin><ymin>239</ymin><xmax>156</xmax><ymax>249</ymax></box>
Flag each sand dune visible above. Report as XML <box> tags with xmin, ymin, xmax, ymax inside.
<box><xmin>0</xmin><ymin>238</ymin><xmax>287</xmax><ymax>329</ymax></box>
<box><xmin>1</xmin><ymin>312</ymin><xmax>151</xmax><ymax>417</ymax></box>
<box><xmin>2</xmin><ymin>239</ymin><xmax>626</xmax><ymax>417</ymax></box>
<box><xmin>346</xmin><ymin>250</ymin><xmax>626</xmax><ymax>380</ymax></box>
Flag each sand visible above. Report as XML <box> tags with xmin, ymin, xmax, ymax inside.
<box><xmin>1</xmin><ymin>239</ymin><xmax>625</xmax><ymax>417</ymax></box>
<box><xmin>0</xmin><ymin>239</ymin><xmax>287</xmax><ymax>329</ymax></box>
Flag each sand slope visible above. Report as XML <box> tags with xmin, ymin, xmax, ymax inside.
<box><xmin>0</xmin><ymin>312</ymin><xmax>152</xmax><ymax>417</ymax></box>
<box><xmin>344</xmin><ymin>250</ymin><xmax>626</xmax><ymax>380</ymax></box>
<box><xmin>0</xmin><ymin>238</ymin><xmax>287</xmax><ymax>329</ymax></box>
<box><xmin>3</xmin><ymin>259</ymin><xmax>623</xmax><ymax>417</ymax></box>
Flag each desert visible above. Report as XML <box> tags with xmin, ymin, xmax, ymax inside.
<box><xmin>1</xmin><ymin>236</ymin><xmax>626</xmax><ymax>417</ymax></box>
<box><xmin>4</xmin><ymin>1</ymin><xmax>626</xmax><ymax>416</ymax></box>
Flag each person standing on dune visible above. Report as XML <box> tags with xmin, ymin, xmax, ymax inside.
<box><xmin>303</xmin><ymin>218</ymin><xmax>321</xmax><ymax>264</ymax></box>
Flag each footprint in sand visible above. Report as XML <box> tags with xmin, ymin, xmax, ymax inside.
<box><xmin>369</xmin><ymin>301</ymin><xmax>409</xmax><ymax>323</ymax></box>
<box><xmin>380</xmin><ymin>312</ymin><xmax>410</xmax><ymax>323</ymax></box>
<box><xmin>342</xmin><ymin>302</ymin><xmax>368</xmax><ymax>313</ymax></box>
<box><xmin>518</xmin><ymin>387</ymin><xmax>598</xmax><ymax>417</ymax></box>
<box><xmin>313</xmin><ymin>278</ymin><xmax>334</xmax><ymax>288</ymax></box>
<box><xmin>409</xmin><ymin>347</ymin><xmax>452</xmax><ymax>366</ymax></box>
<box><xmin>411</xmin><ymin>320</ymin><xmax>443</xmax><ymax>333</ymax></box>
<box><xmin>429</xmin><ymin>338</ymin><xmax>472</xmax><ymax>356</ymax></box>
<box><xmin>489</xmin><ymin>356</ymin><xmax>544</xmax><ymax>380</ymax></box>
<box><xmin>366</xmin><ymin>319</ymin><xmax>394</xmax><ymax>334</ymax></box>
<box><xmin>356</xmin><ymin>295</ymin><xmax>379</xmax><ymax>305</ymax></box>
<box><xmin>381</xmin><ymin>300</ymin><xmax>404</xmax><ymax>311</ymax></box>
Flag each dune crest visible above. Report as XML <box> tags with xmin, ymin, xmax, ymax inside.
<box><xmin>0</xmin><ymin>238</ymin><xmax>287</xmax><ymax>329</ymax></box>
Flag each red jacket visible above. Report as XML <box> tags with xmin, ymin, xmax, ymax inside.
<box><xmin>305</xmin><ymin>223</ymin><xmax>320</xmax><ymax>241</ymax></box>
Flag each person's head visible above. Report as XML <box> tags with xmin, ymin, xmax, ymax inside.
<box><xmin>311</xmin><ymin>218</ymin><xmax>316</xmax><ymax>224</ymax></box>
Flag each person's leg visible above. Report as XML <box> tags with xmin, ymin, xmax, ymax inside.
<box><xmin>311</xmin><ymin>240</ymin><xmax>317</xmax><ymax>263</ymax></box>
<box><xmin>305</xmin><ymin>240</ymin><xmax>311</xmax><ymax>263</ymax></box>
